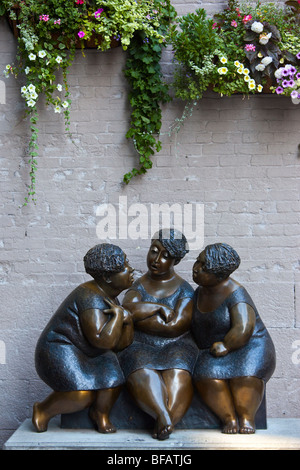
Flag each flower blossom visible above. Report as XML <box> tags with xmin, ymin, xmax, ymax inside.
<box><xmin>94</xmin><ymin>8</ymin><xmax>104</xmax><ymax>19</ymax></box>
<box><xmin>261</xmin><ymin>56</ymin><xmax>273</xmax><ymax>66</ymax></box>
<box><xmin>251</xmin><ymin>21</ymin><xmax>264</xmax><ymax>34</ymax></box>
<box><xmin>220</xmin><ymin>57</ymin><xmax>227</xmax><ymax>64</ymax></box>
<box><xmin>257</xmin><ymin>84</ymin><xmax>263</xmax><ymax>93</ymax></box>
<box><xmin>75</xmin><ymin>0</ymin><xmax>85</xmax><ymax>4</ymax></box>
<box><xmin>29</xmin><ymin>53</ymin><xmax>36</xmax><ymax>61</ymax></box>
<box><xmin>231</xmin><ymin>20</ymin><xmax>237</xmax><ymax>27</ymax></box>
<box><xmin>275</xmin><ymin>86</ymin><xmax>284</xmax><ymax>94</ymax></box>
<box><xmin>296</xmin><ymin>52</ymin><xmax>300</xmax><ymax>60</ymax></box>
<box><xmin>78</xmin><ymin>31</ymin><xmax>85</xmax><ymax>38</ymax></box>
<box><xmin>218</xmin><ymin>67</ymin><xmax>228</xmax><ymax>75</ymax></box>
<box><xmin>38</xmin><ymin>50</ymin><xmax>46</xmax><ymax>58</ymax></box>
<box><xmin>39</xmin><ymin>15</ymin><xmax>49</xmax><ymax>22</ymax></box>
<box><xmin>54</xmin><ymin>19</ymin><xmax>61</xmax><ymax>25</ymax></box>
<box><xmin>259</xmin><ymin>32</ymin><xmax>272</xmax><ymax>45</ymax></box>
<box><xmin>255</xmin><ymin>63</ymin><xmax>265</xmax><ymax>72</ymax></box>
<box><xmin>56</xmin><ymin>56</ymin><xmax>63</xmax><ymax>63</ymax></box>
<box><xmin>243</xmin><ymin>15</ymin><xmax>252</xmax><ymax>24</ymax></box>
<box><xmin>245</xmin><ymin>44</ymin><xmax>256</xmax><ymax>52</ymax></box>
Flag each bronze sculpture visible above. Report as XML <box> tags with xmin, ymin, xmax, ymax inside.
<box><xmin>191</xmin><ymin>243</ymin><xmax>276</xmax><ymax>434</ymax></box>
<box><xmin>32</xmin><ymin>243</ymin><xmax>134</xmax><ymax>433</ymax></box>
<box><xmin>120</xmin><ymin>229</ymin><xmax>198</xmax><ymax>440</ymax></box>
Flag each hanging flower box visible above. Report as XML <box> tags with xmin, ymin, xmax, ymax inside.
<box><xmin>2</xmin><ymin>0</ymin><xmax>177</xmax><ymax>204</ymax></box>
<box><xmin>170</xmin><ymin>1</ymin><xmax>300</xmax><ymax>103</ymax></box>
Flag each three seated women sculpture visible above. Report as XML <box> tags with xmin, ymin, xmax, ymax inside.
<box><xmin>32</xmin><ymin>236</ymin><xmax>276</xmax><ymax>439</ymax></box>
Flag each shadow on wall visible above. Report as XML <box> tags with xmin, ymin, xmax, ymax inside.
<box><xmin>0</xmin><ymin>80</ymin><xmax>5</xmax><ymax>104</ymax></box>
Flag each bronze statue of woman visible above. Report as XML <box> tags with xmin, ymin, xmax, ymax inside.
<box><xmin>119</xmin><ymin>229</ymin><xmax>198</xmax><ymax>440</ymax></box>
<box><xmin>32</xmin><ymin>243</ymin><xmax>134</xmax><ymax>433</ymax></box>
<box><xmin>192</xmin><ymin>243</ymin><xmax>276</xmax><ymax>434</ymax></box>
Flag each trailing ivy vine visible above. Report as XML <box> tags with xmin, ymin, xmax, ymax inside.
<box><xmin>123</xmin><ymin>1</ymin><xmax>177</xmax><ymax>184</ymax></box>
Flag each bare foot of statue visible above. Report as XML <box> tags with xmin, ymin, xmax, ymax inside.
<box><xmin>222</xmin><ymin>418</ymin><xmax>238</xmax><ymax>434</ymax></box>
<box><xmin>32</xmin><ymin>402</ymin><xmax>49</xmax><ymax>432</ymax></box>
<box><xmin>152</xmin><ymin>416</ymin><xmax>173</xmax><ymax>440</ymax></box>
<box><xmin>239</xmin><ymin>417</ymin><xmax>255</xmax><ymax>434</ymax></box>
<box><xmin>89</xmin><ymin>406</ymin><xmax>117</xmax><ymax>433</ymax></box>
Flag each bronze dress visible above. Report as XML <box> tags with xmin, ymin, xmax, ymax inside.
<box><xmin>35</xmin><ymin>281</ymin><xmax>125</xmax><ymax>391</ymax></box>
<box><xmin>119</xmin><ymin>280</ymin><xmax>198</xmax><ymax>378</ymax></box>
<box><xmin>192</xmin><ymin>286</ymin><xmax>276</xmax><ymax>382</ymax></box>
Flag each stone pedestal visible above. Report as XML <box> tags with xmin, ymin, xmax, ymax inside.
<box><xmin>3</xmin><ymin>418</ymin><xmax>300</xmax><ymax>450</ymax></box>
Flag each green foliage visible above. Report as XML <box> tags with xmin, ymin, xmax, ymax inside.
<box><xmin>123</xmin><ymin>0</ymin><xmax>176</xmax><ymax>183</ymax></box>
<box><xmin>1</xmin><ymin>0</ymin><xmax>174</xmax><ymax>203</ymax></box>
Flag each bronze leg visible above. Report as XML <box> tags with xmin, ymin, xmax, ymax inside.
<box><xmin>32</xmin><ymin>390</ymin><xmax>95</xmax><ymax>432</ymax></box>
<box><xmin>127</xmin><ymin>368</ymin><xmax>173</xmax><ymax>440</ymax></box>
<box><xmin>161</xmin><ymin>369</ymin><xmax>194</xmax><ymax>427</ymax></box>
<box><xmin>194</xmin><ymin>378</ymin><xmax>238</xmax><ymax>433</ymax></box>
<box><xmin>229</xmin><ymin>376</ymin><xmax>265</xmax><ymax>434</ymax></box>
<box><xmin>89</xmin><ymin>386</ymin><xmax>121</xmax><ymax>433</ymax></box>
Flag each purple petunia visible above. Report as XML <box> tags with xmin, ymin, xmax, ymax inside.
<box><xmin>282</xmin><ymin>80</ymin><xmax>289</xmax><ymax>88</ymax></box>
<box><xmin>297</xmin><ymin>52</ymin><xmax>300</xmax><ymax>59</ymax></box>
<box><xmin>275</xmin><ymin>86</ymin><xmax>284</xmax><ymax>94</ymax></box>
<box><xmin>288</xmin><ymin>80</ymin><xmax>295</xmax><ymax>87</ymax></box>
<box><xmin>291</xmin><ymin>90</ymin><xmax>299</xmax><ymax>99</ymax></box>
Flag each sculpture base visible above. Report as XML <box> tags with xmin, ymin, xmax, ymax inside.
<box><xmin>61</xmin><ymin>388</ymin><xmax>267</xmax><ymax>430</ymax></box>
<box><xmin>4</xmin><ymin>418</ymin><xmax>300</xmax><ymax>451</ymax></box>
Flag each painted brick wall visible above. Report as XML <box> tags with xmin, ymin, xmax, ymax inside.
<box><xmin>0</xmin><ymin>0</ymin><xmax>299</xmax><ymax>446</ymax></box>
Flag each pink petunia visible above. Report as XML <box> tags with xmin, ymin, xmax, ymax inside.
<box><xmin>75</xmin><ymin>0</ymin><xmax>85</xmax><ymax>4</ymax></box>
<box><xmin>212</xmin><ymin>22</ymin><xmax>218</xmax><ymax>29</ymax></box>
<box><xmin>78</xmin><ymin>31</ymin><xmax>85</xmax><ymax>38</ymax></box>
<box><xmin>94</xmin><ymin>8</ymin><xmax>104</xmax><ymax>19</ymax></box>
<box><xmin>231</xmin><ymin>20</ymin><xmax>238</xmax><ymax>27</ymax></box>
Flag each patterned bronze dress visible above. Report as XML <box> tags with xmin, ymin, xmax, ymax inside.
<box><xmin>192</xmin><ymin>286</ymin><xmax>276</xmax><ymax>382</ymax></box>
<box><xmin>35</xmin><ymin>281</ymin><xmax>125</xmax><ymax>391</ymax></box>
<box><xmin>119</xmin><ymin>280</ymin><xmax>198</xmax><ymax>378</ymax></box>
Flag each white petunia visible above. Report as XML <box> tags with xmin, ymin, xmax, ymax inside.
<box><xmin>29</xmin><ymin>53</ymin><xmax>36</xmax><ymax>61</ymax></box>
<box><xmin>257</xmin><ymin>84</ymin><xmax>263</xmax><ymax>92</ymax></box>
<box><xmin>27</xmin><ymin>84</ymin><xmax>36</xmax><ymax>93</ymax></box>
<box><xmin>21</xmin><ymin>86</ymin><xmax>27</xmax><ymax>94</ymax></box>
<box><xmin>261</xmin><ymin>56</ymin><xmax>273</xmax><ymax>66</ymax></box>
<box><xmin>62</xmin><ymin>101</ymin><xmax>69</xmax><ymax>108</ymax></box>
<box><xmin>30</xmin><ymin>91</ymin><xmax>38</xmax><ymax>100</ymax></box>
<box><xmin>218</xmin><ymin>67</ymin><xmax>228</xmax><ymax>75</ymax></box>
<box><xmin>27</xmin><ymin>99</ymin><xmax>36</xmax><ymax>107</ymax></box>
<box><xmin>243</xmin><ymin>68</ymin><xmax>250</xmax><ymax>75</ymax></box>
<box><xmin>38</xmin><ymin>50</ymin><xmax>47</xmax><ymax>58</ymax></box>
<box><xmin>57</xmin><ymin>84</ymin><xmax>63</xmax><ymax>91</ymax></box>
<box><xmin>56</xmin><ymin>56</ymin><xmax>63</xmax><ymax>64</ymax></box>
<box><xmin>54</xmin><ymin>105</ymin><xmax>62</xmax><ymax>113</ymax></box>
<box><xmin>251</xmin><ymin>21</ymin><xmax>264</xmax><ymax>34</ymax></box>
<box><xmin>25</xmin><ymin>67</ymin><xmax>30</xmax><ymax>75</ymax></box>
<box><xmin>244</xmin><ymin>75</ymin><xmax>250</xmax><ymax>82</ymax></box>
<box><xmin>220</xmin><ymin>57</ymin><xmax>227</xmax><ymax>64</ymax></box>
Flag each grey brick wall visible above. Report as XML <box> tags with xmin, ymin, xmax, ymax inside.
<box><xmin>0</xmin><ymin>0</ymin><xmax>299</xmax><ymax>446</ymax></box>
